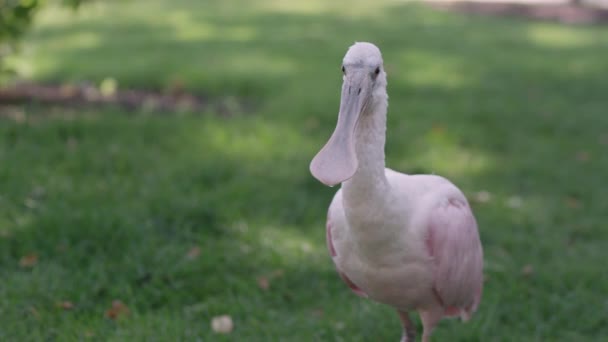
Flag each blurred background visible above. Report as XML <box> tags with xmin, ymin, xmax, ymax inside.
<box><xmin>1</xmin><ymin>0</ymin><xmax>607</xmax><ymax>340</ymax></box>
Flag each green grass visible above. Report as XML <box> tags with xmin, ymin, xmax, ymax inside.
<box><xmin>2</xmin><ymin>0</ymin><xmax>608</xmax><ymax>340</ymax></box>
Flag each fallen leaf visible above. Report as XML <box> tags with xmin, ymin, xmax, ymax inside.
<box><xmin>575</xmin><ymin>151</ymin><xmax>590</xmax><ymax>162</ymax></box>
<box><xmin>257</xmin><ymin>276</ymin><xmax>270</xmax><ymax>290</ymax></box>
<box><xmin>211</xmin><ymin>315</ymin><xmax>233</xmax><ymax>334</ymax></box>
<box><xmin>472</xmin><ymin>191</ymin><xmax>491</xmax><ymax>204</ymax></box>
<box><xmin>105</xmin><ymin>300</ymin><xmax>129</xmax><ymax>320</ymax></box>
<box><xmin>521</xmin><ymin>264</ymin><xmax>534</xmax><ymax>276</ymax></box>
<box><xmin>256</xmin><ymin>269</ymin><xmax>285</xmax><ymax>290</ymax></box>
<box><xmin>59</xmin><ymin>84</ymin><xmax>77</xmax><ymax>97</ymax></box>
<box><xmin>27</xmin><ymin>306</ymin><xmax>40</xmax><ymax>318</ymax></box>
<box><xmin>29</xmin><ymin>306</ymin><xmax>39</xmax><ymax>318</ymax></box>
<box><xmin>19</xmin><ymin>253</ymin><xmax>38</xmax><ymax>268</ymax></box>
<box><xmin>83</xmin><ymin>330</ymin><xmax>95</xmax><ymax>338</ymax></box>
<box><xmin>311</xmin><ymin>308</ymin><xmax>324</xmax><ymax>318</ymax></box>
<box><xmin>58</xmin><ymin>301</ymin><xmax>74</xmax><ymax>310</ymax></box>
<box><xmin>167</xmin><ymin>78</ymin><xmax>185</xmax><ymax>95</ymax></box>
<box><xmin>565</xmin><ymin>196</ymin><xmax>581</xmax><ymax>209</ymax></box>
<box><xmin>431</xmin><ymin>123</ymin><xmax>445</xmax><ymax>134</ymax></box>
<box><xmin>186</xmin><ymin>246</ymin><xmax>201</xmax><ymax>259</ymax></box>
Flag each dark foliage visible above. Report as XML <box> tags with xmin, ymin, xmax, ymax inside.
<box><xmin>0</xmin><ymin>0</ymin><xmax>87</xmax><ymax>75</ymax></box>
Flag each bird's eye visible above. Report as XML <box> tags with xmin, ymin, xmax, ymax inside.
<box><xmin>374</xmin><ymin>67</ymin><xmax>380</xmax><ymax>75</ymax></box>
<box><xmin>341</xmin><ymin>66</ymin><xmax>346</xmax><ymax>74</ymax></box>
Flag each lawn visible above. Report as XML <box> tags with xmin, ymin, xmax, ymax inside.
<box><xmin>1</xmin><ymin>0</ymin><xmax>608</xmax><ymax>340</ymax></box>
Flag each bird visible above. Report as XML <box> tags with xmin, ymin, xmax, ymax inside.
<box><xmin>309</xmin><ymin>42</ymin><xmax>484</xmax><ymax>342</ymax></box>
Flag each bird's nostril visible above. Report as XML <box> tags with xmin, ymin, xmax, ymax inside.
<box><xmin>357</xmin><ymin>88</ymin><xmax>362</xmax><ymax>95</ymax></box>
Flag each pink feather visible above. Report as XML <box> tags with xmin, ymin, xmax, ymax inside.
<box><xmin>426</xmin><ymin>198</ymin><xmax>484</xmax><ymax>321</ymax></box>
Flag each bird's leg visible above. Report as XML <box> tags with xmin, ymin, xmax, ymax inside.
<box><xmin>397</xmin><ymin>311</ymin><xmax>416</xmax><ymax>342</ymax></box>
<box><xmin>419</xmin><ymin>307</ymin><xmax>443</xmax><ymax>342</ymax></box>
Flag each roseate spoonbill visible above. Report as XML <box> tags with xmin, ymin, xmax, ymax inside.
<box><xmin>310</xmin><ymin>42</ymin><xmax>483</xmax><ymax>342</ymax></box>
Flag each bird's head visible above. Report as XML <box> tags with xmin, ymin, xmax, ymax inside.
<box><xmin>310</xmin><ymin>42</ymin><xmax>387</xmax><ymax>186</ymax></box>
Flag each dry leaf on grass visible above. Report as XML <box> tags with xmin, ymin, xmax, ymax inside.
<box><xmin>566</xmin><ymin>197</ymin><xmax>581</xmax><ymax>209</ymax></box>
<box><xmin>211</xmin><ymin>315</ymin><xmax>234</xmax><ymax>334</ymax></box>
<box><xmin>521</xmin><ymin>264</ymin><xmax>534</xmax><ymax>277</ymax></box>
<box><xmin>186</xmin><ymin>246</ymin><xmax>201</xmax><ymax>259</ymax></box>
<box><xmin>57</xmin><ymin>301</ymin><xmax>74</xmax><ymax>310</ymax></box>
<box><xmin>472</xmin><ymin>191</ymin><xmax>492</xmax><ymax>204</ymax></box>
<box><xmin>19</xmin><ymin>253</ymin><xmax>38</xmax><ymax>268</ymax></box>
<box><xmin>256</xmin><ymin>269</ymin><xmax>285</xmax><ymax>290</ymax></box>
<box><xmin>28</xmin><ymin>306</ymin><xmax>40</xmax><ymax>318</ymax></box>
<box><xmin>257</xmin><ymin>276</ymin><xmax>270</xmax><ymax>290</ymax></box>
<box><xmin>575</xmin><ymin>151</ymin><xmax>590</xmax><ymax>162</ymax></box>
<box><xmin>311</xmin><ymin>308</ymin><xmax>324</xmax><ymax>318</ymax></box>
<box><xmin>105</xmin><ymin>300</ymin><xmax>129</xmax><ymax>320</ymax></box>
<box><xmin>431</xmin><ymin>123</ymin><xmax>446</xmax><ymax>134</ymax></box>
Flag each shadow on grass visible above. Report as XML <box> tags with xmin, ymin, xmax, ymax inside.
<box><xmin>1</xmin><ymin>0</ymin><xmax>607</xmax><ymax>340</ymax></box>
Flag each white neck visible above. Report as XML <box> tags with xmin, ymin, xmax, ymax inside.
<box><xmin>342</xmin><ymin>88</ymin><xmax>389</xmax><ymax>212</ymax></box>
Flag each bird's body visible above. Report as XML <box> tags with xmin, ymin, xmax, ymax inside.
<box><xmin>310</xmin><ymin>42</ymin><xmax>483</xmax><ymax>341</ymax></box>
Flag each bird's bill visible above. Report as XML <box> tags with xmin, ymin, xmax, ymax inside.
<box><xmin>310</xmin><ymin>71</ymin><xmax>371</xmax><ymax>186</ymax></box>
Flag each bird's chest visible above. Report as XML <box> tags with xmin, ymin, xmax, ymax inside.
<box><xmin>342</xmin><ymin>200</ymin><xmax>405</xmax><ymax>260</ymax></box>
<box><xmin>333</xmin><ymin>215</ymin><xmax>434</xmax><ymax>310</ymax></box>
<box><xmin>338</xmin><ymin>237</ymin><xmax>433</xmax><ymax>309</ymax></box>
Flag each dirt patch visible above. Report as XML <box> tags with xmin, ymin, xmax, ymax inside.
<box><xmin>0</xmin><ymin>82</ymin><xmax>252</xmax><ymax>117</ymax></box>
<box><xmin>426</xmin><ymin>1</ymin><xmax>608</xmax><ymax>24</ymax></box>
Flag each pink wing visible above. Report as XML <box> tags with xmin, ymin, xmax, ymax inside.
<box><xmin>427</xmin><ymin>198</ymin><xmax>483</xmax><ymax>320</ymax></box>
